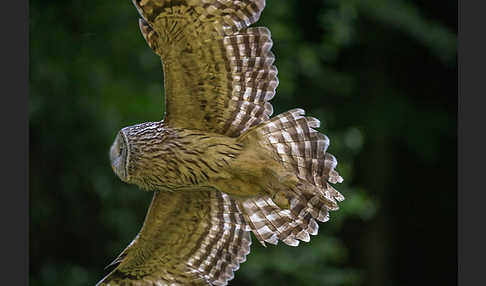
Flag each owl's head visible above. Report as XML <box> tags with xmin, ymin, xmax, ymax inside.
<box><xmin>110</xmin><ymin>121</ymin><xmax>170</xmax><ymax>188</ymax></box>
<box><xmin>110</xmin><ymin>130</ymin><xmax>130</xmax><ymax>182</ymax></box>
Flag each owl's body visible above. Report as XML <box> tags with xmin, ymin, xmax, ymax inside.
<box><xmin>116</xmin><ymin>122</ymin><xmax>243</xmax><ymax>191</ymax></box>
<box><xmin>115</xmin><ymin>116</ymin><xmax>338</xmax><ymax>205</ymax></box>
<box><xmin>98</xmin><ymin>1</ymin><xmax>344</xmax><ymax>285</ymax></box>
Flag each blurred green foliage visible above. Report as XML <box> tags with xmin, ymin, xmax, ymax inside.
<box><xmin>30</xmin><ymin>0</ymin><xmax>456</xmax><ymax>285</ymax></box>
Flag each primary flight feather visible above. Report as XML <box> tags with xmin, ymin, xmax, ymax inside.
<box><xmin>97</xmin><ymin>1</ymin><xmax>344</xmax><ymax>285</ymax></box>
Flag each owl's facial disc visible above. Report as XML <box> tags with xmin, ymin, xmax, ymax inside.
<box><xmin>110</xmin><ymin>131</ymin><xmax>130</xmax><ymax>182</ymax></box>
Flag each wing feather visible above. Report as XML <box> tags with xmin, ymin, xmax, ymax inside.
<box><xmin>134</xmin><ymin>0</ymin><xmax>276</xmax><ymax>136</ymax></box>
<box><xmin>96</xmin><ymin>190</ymin><xmax>251</xmax><ymax>286</ymax></box>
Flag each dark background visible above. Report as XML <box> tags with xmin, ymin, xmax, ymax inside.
<box><xmin>29</xmin><ymin>0</ymin><xmax>457</xmax><ymax>285</ymax></box>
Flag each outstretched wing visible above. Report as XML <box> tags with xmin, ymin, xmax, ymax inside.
<box><xmin>97</xmin><ymin>190</ymin><xmax>251</xmax><ymax>286</ymax></box>
<box><xmin>134</xmin><ymin>0</ymin><xmax>277</xmax><ymax>137</ymax></box>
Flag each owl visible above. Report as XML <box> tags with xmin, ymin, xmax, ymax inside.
<box><xmin>97</xmin><ymin>0</ymin><xmax>344</xmax><ymax>285</ymax></box>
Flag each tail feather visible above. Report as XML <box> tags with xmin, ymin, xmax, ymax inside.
<box><xmin>236</xmin><ymin>109</ymin><xmax>344</xmax><ymax>246</ymax></box>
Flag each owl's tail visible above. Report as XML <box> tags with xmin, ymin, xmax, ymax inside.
<box><xmin>236</xmin><ymin>108</ymin><xmax>344</xmax><ymax>246</ymax></box>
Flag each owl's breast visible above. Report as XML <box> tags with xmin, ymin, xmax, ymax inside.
<box><xmin>126</xmin><ymin>126</ymin><xmax>243</xmax><ymax>192</ymax></box>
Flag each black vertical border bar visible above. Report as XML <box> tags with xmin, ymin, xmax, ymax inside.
<box><xmin>458</xmin><ymin>1</ymin><xmax>486</xmax><ymax>286</ymax></box>
<box><xmin>0</xmin><ymin>0</ymin><xmax>29</xmax><ymax>285</ymax></box>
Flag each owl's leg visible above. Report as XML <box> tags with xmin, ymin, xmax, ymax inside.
<box><xmin>210</xmin><ymin>176</ymin><xmax>262</xmax><ymax>197</ymax></box>
<box><xmin>254</xmin><ymin>166</ymin><xmax>299</xmax><ymax>209</ymax></box>
<box><xmin>209</xmin><ymin>156</ymin><xmax>298</xmax><ymax>208</ymax></box>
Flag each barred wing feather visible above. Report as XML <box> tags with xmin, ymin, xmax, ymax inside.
<box><xmin>134</xmin><ymin>0</ymin><xmax>277</xmax><ymax>137</ymax></box>
<box><xmin>97</xmin><ymin>191</ymin><xmax>251</xmax><ymax>286</ymax></box>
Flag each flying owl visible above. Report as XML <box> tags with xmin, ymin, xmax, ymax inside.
<box><xmin>97</xmin><ymin>0</ymin><xmax>344</xmax><ymax>285</ymax></box>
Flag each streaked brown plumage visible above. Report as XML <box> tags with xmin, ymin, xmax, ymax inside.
<box><xmin>98</xmin><ymin>1</ymin><xmax>344</xmax><ymax>285</ymax></box>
